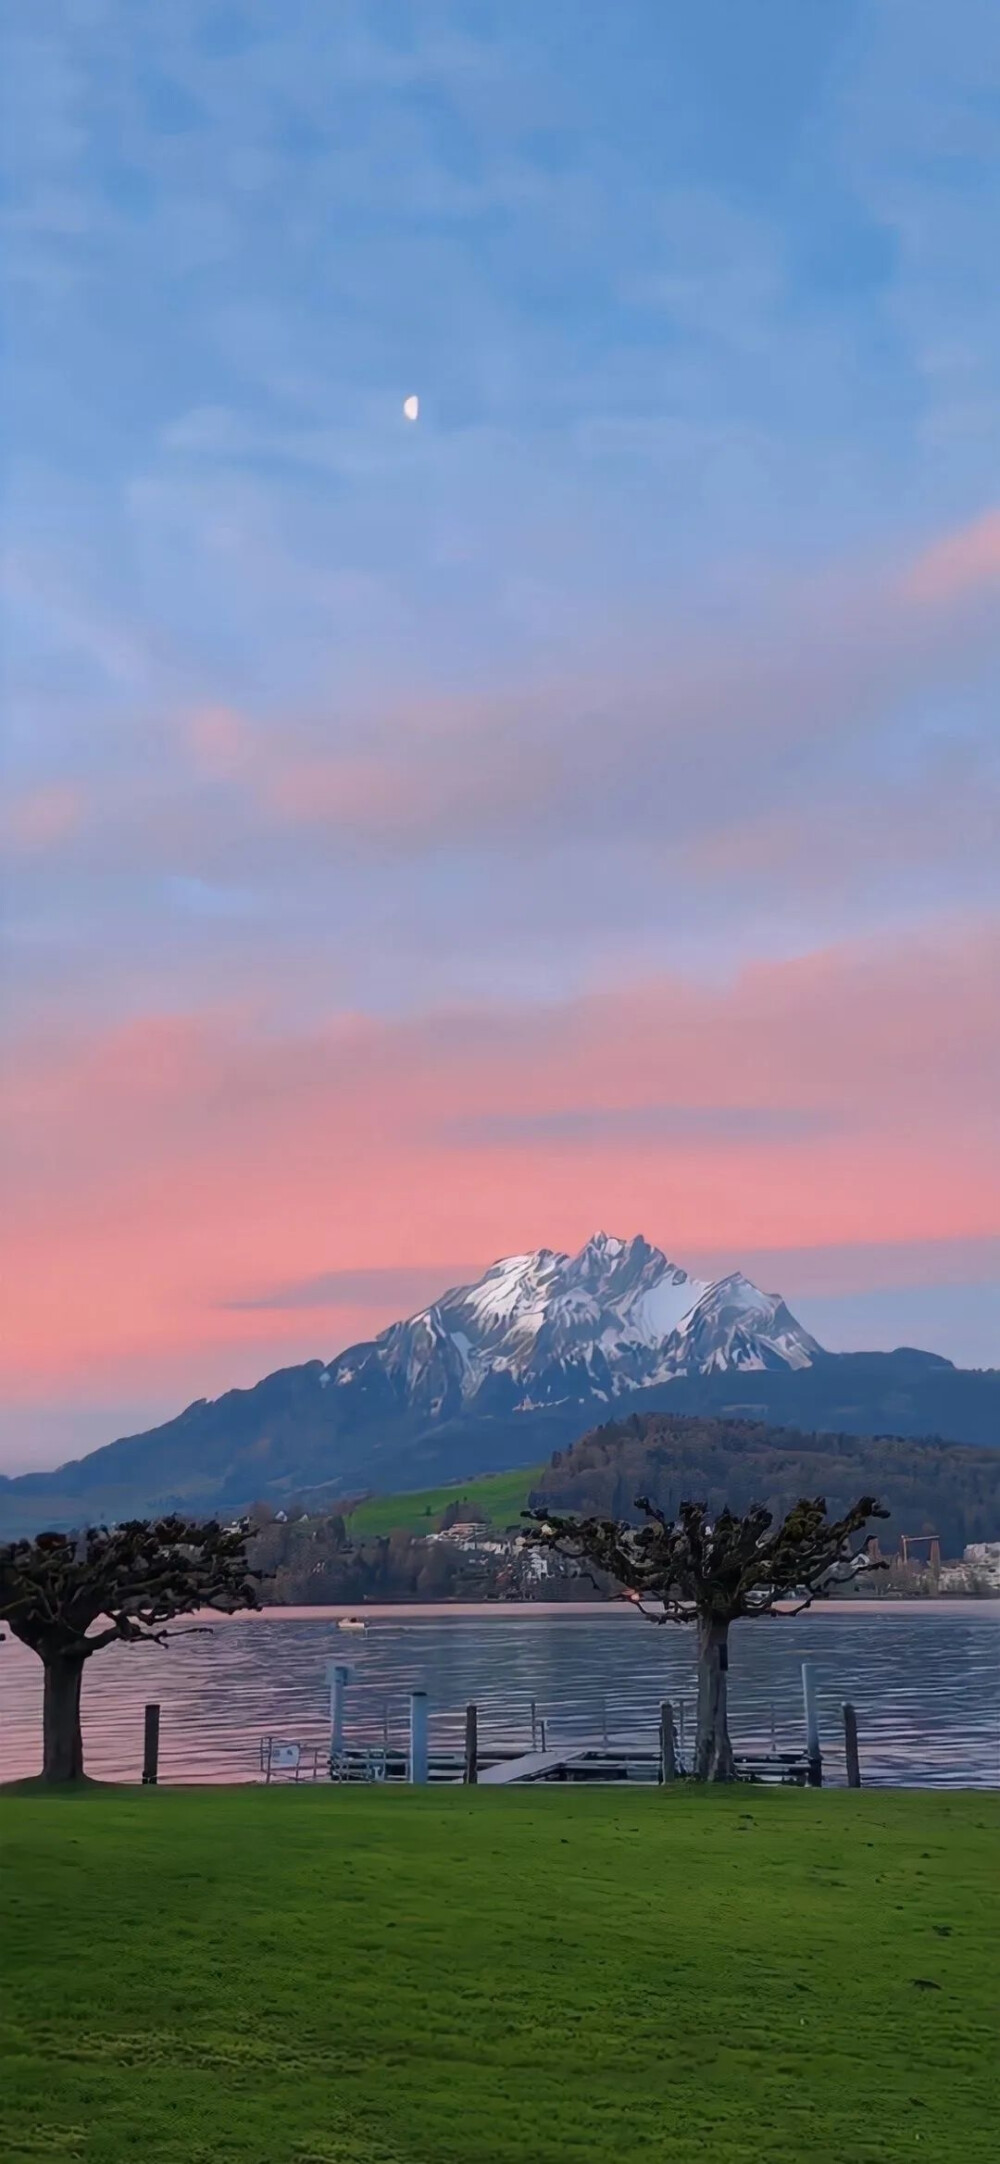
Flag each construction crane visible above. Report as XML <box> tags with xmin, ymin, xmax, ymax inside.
<box><xmin>898</xmin><ymin>1533</ymin><xmax>941</xmax><ymax>1568</ymax></box>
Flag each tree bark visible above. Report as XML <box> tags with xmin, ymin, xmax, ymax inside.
<box><xmin>694</xmin><ymin>1617</ymin><xmax>736</xmax><ymax>1781</ymax></box>
<box><xmin>42</xmin><ymin>1653</ymin><xmax>87</xmax><ymax>1783</ymax></box>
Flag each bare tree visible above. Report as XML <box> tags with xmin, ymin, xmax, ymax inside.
<box><xmin>523</xmin><ymin>1494</ymin><xmax>887</xmax><ymax>1780</ymax></box>
<box><xmin>0</xmin><ymin>1518</ymin><xmax>259</xmax><ymax>1783</ymax></box>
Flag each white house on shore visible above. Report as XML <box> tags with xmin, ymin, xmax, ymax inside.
<box><xmin>962</xmin><ymin>1542</ymin><xmax>1000</xmax><ymax>1588</ymax></box>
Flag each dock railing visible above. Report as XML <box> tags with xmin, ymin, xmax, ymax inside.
<box><xmin>297</xmin><ymin>1666</ymin><xmax>852</xmax><ymax>1789</ymax></box>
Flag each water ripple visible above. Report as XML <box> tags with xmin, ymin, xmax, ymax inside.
<box><xmin>2</xmin><ymin>1603</ymin><xmax>997</xmax><ymax>1788</ymax></box>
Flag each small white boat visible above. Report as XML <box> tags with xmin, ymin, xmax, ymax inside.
<box><xmin>337</xmin><ymin>1616</ymin><xmax>368</xmax><ymax>1634</ymax></box>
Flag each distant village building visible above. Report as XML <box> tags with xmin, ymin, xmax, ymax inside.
<box><xmin>433</xmin><ymin>1520</ymin><xmax>489</xmax><ymax>1548</ymax></box>
<box><xmin>962</xmin><ymin>1541</ymin><xmax>1000</xmax><ymax>1587</ymax></box>
<box><xmin>514</xmin><ymin>1535</ymin><xmax>555</xmax><ymax>1581</ymax></box>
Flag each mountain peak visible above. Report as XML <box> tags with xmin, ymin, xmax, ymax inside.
<box><xmin>352</xmin><ymin>1233</ymin><xmax>821</xmax><ymax>1418</ymax></box>
<box><xmin>576</xmin><ymin>1229</ymin><xmax>657</xmax><ymax>1256</ymax></box>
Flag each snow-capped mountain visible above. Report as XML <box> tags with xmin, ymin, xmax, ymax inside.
<box><xmin>3</xmin><ymin>1227</ymin><xmax>988</xmax><ymax>1535</ymax></box>
<box><xmin>320</xmin><ymin>1233</ymin><xmax>822</xmax><ymax>1419</ymax></box>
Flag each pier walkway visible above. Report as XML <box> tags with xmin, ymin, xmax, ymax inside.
<box><xmin>478</xmin><ymin>1745</ymin><xmax>592</xmax><ymax>1785</ymax></box>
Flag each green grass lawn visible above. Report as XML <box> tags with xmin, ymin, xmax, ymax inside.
<box><xmin>1</xmin><ymin>1787</ymin><xmax>997</xmax><ymax>2164</ymax></box>
<box><xmin>345</xmin><ymin>1465</ymin><xmax>541</xmax><ymax>1538</ymax></box>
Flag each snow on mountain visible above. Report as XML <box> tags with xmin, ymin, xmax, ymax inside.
<box><xmin>665</xmin><ymin>1271</ymin><xmax>819</xmax><ymax>1376</ymax></box>
<box><xmin>324</xmin><ymin>1233</ymin><xmax>822</xmax><ymax>1419</ymax></box>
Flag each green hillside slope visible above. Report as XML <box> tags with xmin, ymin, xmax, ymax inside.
<box><xmin>345</xmin><ymin>1465</ymin><xmax>542</xmax><ymax>1538</ymax></box>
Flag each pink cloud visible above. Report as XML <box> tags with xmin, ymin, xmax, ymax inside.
<box><xmin>2</xmin><ymin>782</ymin><xmax>87</xmax><ymax>853</ymax></box>
<box><xmin>178</xmin><ymin>505</ymin><xmax>1000</xmax><ymax>855</ymax></box>
<box><xmin>16</xmin><ymin>506</ymin><xmax>999</xmax><ymax>882</ymax></box>
<box><xmin>902</xmin><ymin>508</ymin><xmax>1000</xmax><ymax>606</ymax></box>
<box><xmin>2</xmin><ymin>918</ymin><xmax>996</xmax><ymax>1410</ymax></box>
<box><xmin>184</xmin><ymin>704</ymin><xmax>253</xmax><ymax>780</ymax></box>
<box><xmin>680</xmin><ymin>743</ymin><xmax>1000</xmax><ymax>898</ymax></box>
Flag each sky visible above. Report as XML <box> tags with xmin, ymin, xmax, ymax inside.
<box><xmin>2</xmin><ymin>0</ymin><xmax>998</xmax><ymax>1472</ymax></box>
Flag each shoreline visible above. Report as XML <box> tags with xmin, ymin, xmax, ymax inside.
<box><xmin>207</xmin><ymin>1595</ymin><xmax>1000</xmax><ymax>1622</ymax></box>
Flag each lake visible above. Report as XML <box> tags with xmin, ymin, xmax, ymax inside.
<box><xmin>2</xmin><ymin>1602</ymin><xmax>998</xmax><ymax>1788</ymax></box>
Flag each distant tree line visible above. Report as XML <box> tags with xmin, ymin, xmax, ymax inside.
<box><xmin>247</xmin><ymin>1511</ymin><xmax>516</xmax><ymax>1603</ymax></box>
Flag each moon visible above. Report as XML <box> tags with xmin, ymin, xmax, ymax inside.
<box><xmin>402</xmin><ymin>394</ymin><xmax>419</xmax><ymax>422</ymax></box>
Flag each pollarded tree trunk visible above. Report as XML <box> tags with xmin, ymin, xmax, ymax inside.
<box><xmin>42</xmin><ymin>1653</ymin><xmax>87</xmax><ymax>1783</ymax></box>
<box><xmin>694</xmin><ymin>1616</ymin><xmax>736</xmax><ymax>1781</ymax></box>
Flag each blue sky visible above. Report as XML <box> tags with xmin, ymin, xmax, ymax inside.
<box><xmin>2</xmin><ymin>2</ymin><xmax>998</xmax><ymax>1466</ymax></box>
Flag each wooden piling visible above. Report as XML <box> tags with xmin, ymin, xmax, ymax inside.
<box><xmin>328</xmin><ymin>1663</ymin><xmax>350</xmax><ymax>1762</ymax></box>
<box><xmin>801</xmin><ymin>1662</ymin><xmax>823</xmax><ymax>1787</ymax></box>
<box><xmin>842</xmin><ymin>1701</ymin><xmax>861</xmax><ymax>1788</ymax></box>
<box><xmin>658</xmin><ymin>1700</ymin><xmax>678</xmax><ymax>1784</ymax></box>
<box><xmin>141</xmin><ymin>1702</ymin><xmax>160</xmax><ymax>1786</ymax></box>
<box><xmin>464</xmin><ymin>1702</ymin><xmax>479</xmax><ymax>1785</ymax></box>
<box><xmin>409</xmin><ymin>1690</ymin><xmax>429</xmax><ymax>1784</ymax></box>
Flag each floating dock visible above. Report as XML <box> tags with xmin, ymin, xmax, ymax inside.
<box><xmin>270</xmin><ymin>1666</ymin><xmax>825</xmax><ymax>1789</ymax></box>
<box><xmin>327</xmin><ymin>1740</ymin><xmax>811</xmax><ymax>1787</ymax></box>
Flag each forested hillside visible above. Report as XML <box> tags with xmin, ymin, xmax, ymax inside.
<box><xmin>530</xmin><ymin>1413</ymin><xmax>1000</xmax><ymax>1559</ymax></box>
<box><xmin>247</xmin><ymin>1410</ymin><xmax>999</xmax><ymax>1602</ymax></box>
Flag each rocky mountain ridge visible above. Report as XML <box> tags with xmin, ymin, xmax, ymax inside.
<box><xmin>320</xmin><ymin>1232</ymin><xmax>821</xmax><ymax>1420</ymax></box>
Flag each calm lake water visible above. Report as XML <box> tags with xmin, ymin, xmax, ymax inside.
<box><xmin>2</xmin><ymin>1602</ymin><xmax>998</xmax><ymax>1788</ymax></box>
